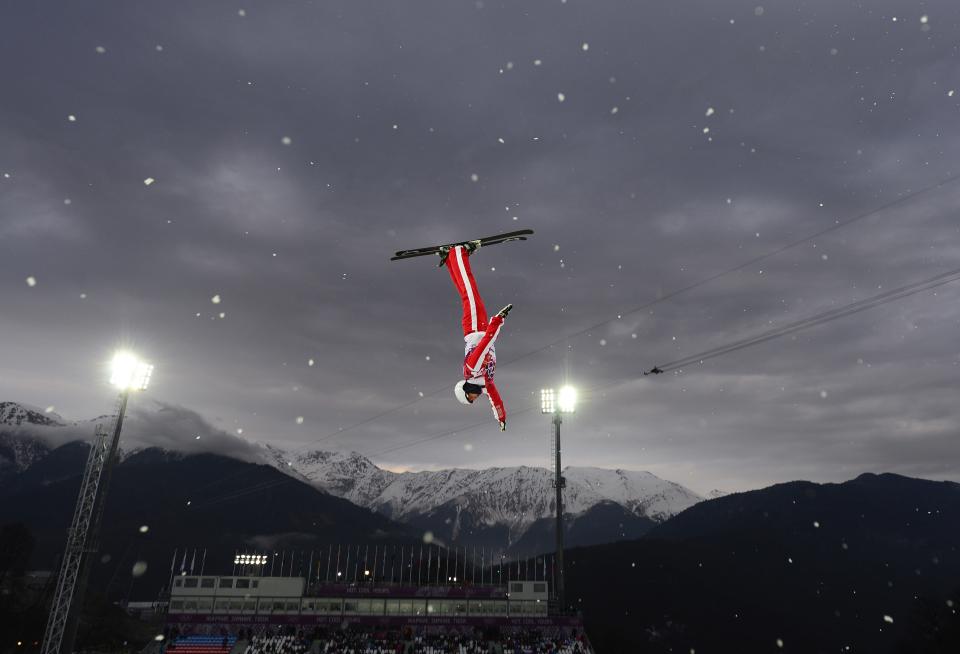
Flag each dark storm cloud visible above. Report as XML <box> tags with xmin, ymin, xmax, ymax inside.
<box><xmin>2</xmin><ymin>0</ymin><xmax>959</xmax><ymax>494</ymax></box>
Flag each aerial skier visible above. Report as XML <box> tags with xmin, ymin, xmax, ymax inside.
<box><xmin>391</xmin><ymin>229</ymin><xmax>532</xmax><ymax>431</ymax></box>
<box><xmin>439</xmin><ymin>241</ymin><xmax>512</xmax><ymax>431</ymax></box>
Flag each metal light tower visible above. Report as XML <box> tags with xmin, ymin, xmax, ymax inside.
<box><xmin>41</xmin><ymin>352</ymin><xmax>153</xmax><ymax>654</ymax></box>
<box><xmin>541</xmin><ymin>385</ymin><xmax>576</xmax><ymax>613</ymax></box>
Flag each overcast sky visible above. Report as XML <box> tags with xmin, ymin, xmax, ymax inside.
<box><xmin>2</xmin><ymin>0</ymin><xmax>959</xmax><ymax>495</ymax></box>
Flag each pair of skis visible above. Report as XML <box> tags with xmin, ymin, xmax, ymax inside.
<box><xmin>390</xmin><ymin>229</ymin><xmax>533</xmax><ymax>261</ymax></box>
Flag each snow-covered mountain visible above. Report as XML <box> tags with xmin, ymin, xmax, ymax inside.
<box><xmin>0</xmin><ymin>402</ymin><xmax>63</xmax><ymax>477</ymax></box>
<box><xmin>262</xmin><ymin>446</ymin><xmax>704</xmax><ymax>550</ymax></box>
<box><xmin>1</xmin><ymin>400</ymin><xmax>705</xmax><ymax>553</ymax></box>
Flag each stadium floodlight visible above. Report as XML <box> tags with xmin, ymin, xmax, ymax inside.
<box><xmin>557</xmin><ymin>386</ymin><xmax>577</xmax><ymax>413</ymax></box>
<box><xmin>110</xmin><ymin>351</ymin><xmax>154</xmax><ymax>391</ymax></box>
<box><xmin>540</xmin><ymin>389</ymin><xmax>555</xmax><ymax>414</ymax></box>
<box><xmin>541</xmin><ymin>383</ymin><xmax>577</xmax><ymax>613</ymax></box>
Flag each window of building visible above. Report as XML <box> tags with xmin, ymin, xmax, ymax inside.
<box><xmin>174</xmin><ymin>579</ymin><xmax>183</xmax><ymax>588</ymax></box>
<box><xmin>184</xmin><ymin>601</ymin><xmax>197</xmax><ymax>611</ymax></box>
<box><xmin>385</xmin><ymin>600</ymin><xmax>401</xmax><ymax>615</ymax></box>
<box><xmin>183</xmin><ymin>578</ymin><xmax>198</xmax><ymax>588</ymax></box>
<box><xmin>198</xmin><ymin>599</ymin><xmax>213</xmax><ymax>610</ymax></box>
<box><xmin>533</xmin><ymin>583</ymin><xmax>546</xmax><ymax>593</ymax></box>
<box><xmin>235</xmin><ymin>579</ymin><xmax>250</xmax><ymax>589</ymax></box>
<box><xmin>170</xmin><ymin>601</ymin><xmax>184</xmax><ymax>610</ymax></box>
<box><xmin>272</xmin><ymin>601</ymin><xmax>285</xmax><ymax>612</ymax></box>
<box><xmin>286</xmin><ymin>601</ymin><xmax>299</xmax><ymax>611</ymax></box>
<box><xmin>251</xmin><ymin>580</ymin><xmax>259</xmax><ymax>588</ymax></box>
<box><xmin>244</xmin><ymin>601</ymin><xmax>257</xmax><ymax>611</ymax></box>
<box><xmin>510</xmin><ymin>582</ymin><xmax>523</xmax><ymax>593</ymax></box>
<box><xmin>220</xmin><ymin>578</ymin><xmax>234</xmax><ymax>588</ymax></box>
<box><xmin>343</xmin><ymin>601</ymin><xmax>358</xmax><ymax>614</ymax></box>
<box><xmin>200</xmin><ymin>578</ymin><xmax>216</xmax><ymax>588</ymax></box>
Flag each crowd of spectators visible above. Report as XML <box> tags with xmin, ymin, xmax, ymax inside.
<box><xmin>235</xmin><ymin>628</ymin><xmax>590</xmax><ymax>654</ymax></box>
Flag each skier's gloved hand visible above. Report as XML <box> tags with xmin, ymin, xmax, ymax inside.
<box><xmin>499</xmin><ymin>420</ymin><xmax>506</xmax><ymax>431</ymax></box>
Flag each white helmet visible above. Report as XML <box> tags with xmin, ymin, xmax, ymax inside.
<box><xmin>454</xmin><ymin>380</ymin><xmax>484</xmax><ymax>405</ymax></box>
<box><xmin>454</xmin><ymin>381</ymin><xmax>471</xmax><ymax>405</ymax></box>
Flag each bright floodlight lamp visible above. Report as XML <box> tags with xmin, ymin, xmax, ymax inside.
<box><xmin>540</xmin><ymin>389</ymin><xmax>556</xmax><ymax>414</ymax></box>
<box><xmin>557</xmin><ymin>386</ymin><xmax>577</xmax><ymax>413</ymax></box>
<box><xmin>110</xmin><ymin>351</ymin><xmax>154</xmax><ymax>391</ymax></box>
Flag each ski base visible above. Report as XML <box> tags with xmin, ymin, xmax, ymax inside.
<box><xmin>390</xmin><ymin>229</ymin><xmax>533</xmax><ymax>261</ymax></box>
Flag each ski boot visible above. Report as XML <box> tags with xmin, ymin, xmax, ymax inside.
<box><xmin>437</xmin><ymin>246</ymin><xmax>452</xmax><ymax>267</ymax></box>
<box><xmin>437</xmin><ymin>240</ymin><xmax>482</xmax><ymax>267</ymax></box>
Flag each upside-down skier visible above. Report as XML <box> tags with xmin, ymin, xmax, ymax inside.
<box><xmin>438</xmin><ymin>241</ymin><xmax>512</xmax><ymax>431</ymax></box>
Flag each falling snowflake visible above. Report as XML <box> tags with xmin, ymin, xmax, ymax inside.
<box><xmin>296</xmin><ymin>416</ymin><xmax>304</xmax><ymax>425</ymax></box>
<box><xmin>422</xmin><ymin>531</ymin><xmax>434</xmax><ymax>544</ymax></box>
<box><xmin>238</xmin><ymin>9</ymin><xmax>246</xmax><ymax>17</ymax></box>
<box><xmin>610</xmin><ymin>106</ymin><xmax>619</xmax><ymax>114</ymax></box>
<box><xmin>281</xmin><ymin>136</ymin><xmax>292</xmax><ymax>145</ymax></box>
<box><xmin>25</xmin><ymin>276</ymin><xmax>37</xmax><ymax>287</ymax></box>
<box><xmin>464</xmin><ymin>443</ymin><xmax>474</xmax><ymax>451</ymax></box>
<box><xmin>533</xmin><ymin>59</ymin><xmax>542</xmax><ymax>66</ymax></box>
<box><xmin>705</xmin><ymin>107</ymin><xmax>715</xmax><ymax>117</ymax></box>
<box><xmin>95</xmin><ymin>46</ymin><xmax>106</xmax><ymax>54</ymax></box>
<box><xmin>308</xmin><ymin>358</ymin><xmax>315</xmax><ymax>366</ymax></box>
<box><xmin>557</xmin><ymin>92</ymin><xmax>566</xmax><ymax>102</ymax></box>
<box><xmin>143</xmin><ymin>177</ymin><xmax>155</xmax><ymax>186</ymax></box>
<box><xmin>67</xmin><ymin>114</ymin><xmax>76</xmax><ymax>122</ymax></box>
<box><xmin>139</xmin><ymin>525</ymin><xmax>149</xmax><ymax>533</ymax></box>
<box><xmin>755</xmin><ymin>6</ymin><xmax>765</xmax><ymax>16</ymax></box>
<box><xmin>132</xmin><ymin>561</ymin><xmax>148</xmax><ymax>577</ymax></box>
<box><xmin>820</xmin><ymin>390</ymin><xmax>828</xmax><ymax>399</ymax></box>
<box><xmin>470</xmin><ymin>173</ymin><xmax>479</xmax><ymax>182</ymax></box>
<box><xmin>211</xmin><ymin>294</ymin><xmax>221</xmax><ymax>304</ymax></box>
<box><xmin>883</xmin><ymin>615</ymin><xmax>894</xmax><ymax>623</ymax></box>
<box><xmin>581</xmin><ymin>43</ymin><xmax>589</xmax><ymax>51</ymax></box>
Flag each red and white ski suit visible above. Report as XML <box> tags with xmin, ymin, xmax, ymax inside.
<box><xmin>445</xmin><ymin>245</ymin><xmax>506</xmax><ymax>426</ymax></box>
